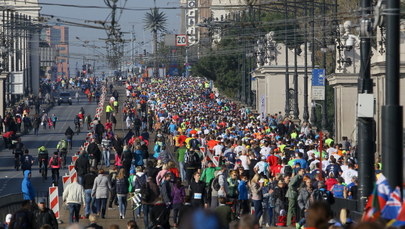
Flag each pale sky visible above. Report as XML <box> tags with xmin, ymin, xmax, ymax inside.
<box><xmin>39</xmin><ymin>0</ymin><xmax>181</xmax><ymax>72</ymax></box>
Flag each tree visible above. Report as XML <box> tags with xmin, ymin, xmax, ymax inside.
<box><xmin>144</xmin><ymin>7</ymin><xmax>167</xmax><ymax>77</ymax></box>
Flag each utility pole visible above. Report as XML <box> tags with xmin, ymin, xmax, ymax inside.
<box><xmin>357</xmin><ymin>0</ymin><xmax>375</xmax><ymax>210</ymax></box>
<box><xmin>293</xmin><ymin>0</ymin><xmax>299</xmax><ymax>120</ymax></box>
<box><xmin>382</xmin><ymin>0</ymin><xmax>403</xmax><ymax>190</ymax></box>
<box><xmin>131</xmin><ymin>25</ymin><xmax>135</xmax><ymax>65</ymax></box>
<box><xmin>321</xmin><ymin>0</ymin><xmax>328</xmax><ymax>130</ymax></box>
<box><xmin>310</xmin><ymin>0</ymin><xmax>317</xmax><ymax>125</ymax></box>
<box><xmin>284</xmin><ymin>0</ymin><xmax>290</xmax><ymax>117</ymax></box>
<box><xmin>303</xmin><ymin>0</ymin><xmax>309</xmax><ymax>123</ymax></box>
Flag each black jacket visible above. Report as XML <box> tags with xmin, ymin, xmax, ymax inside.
<box><xmin>83</xmin><ymin>172</ymin><xmax>97</xmax><ymax>190</ymax></box>
<box><xmin>87</xmin><ymin>143</ymin><xmax>101</xmax><ymax>161</ymax></box>
<box><xmin>150</xmin><ymin>204</ymin><xmax>170</xmax><ymax>229</ymax></box>
<box><xmin>95</xmin><ymin>123</ymin><xmax>105</xmax><ymax>135</ymax></box>
<box><xmin>189</xmin><ymin>179</ymin><xmax>206</xmax><ymax>206</ymax></box>
<box><xmin>75</xmin><ymin>155</ymin><xmax>90</xmax><ymax>176</ymax></box>
<box><xmin>35</xmin><ymin>208</ymin><xmax>58</xmax><ymax>229</ymax></box>
<box><xmin>85</xmin><ymin>223</ymin><xmax>103</xmax><ymax>229</ymax></box>
<box><xmin>65</xmin><ymin>127</ymin><xmax>74</xmax><ymax>137</ymax></box>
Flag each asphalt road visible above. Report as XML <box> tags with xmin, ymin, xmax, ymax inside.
<box><xmin>0</xmin><ymin>90</ymin><xmax>97</xmax><ymax>198</ymax></box>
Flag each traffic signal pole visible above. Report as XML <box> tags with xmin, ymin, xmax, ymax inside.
<box><xmin>357</xmin><ymin>0</ymin><xmax>375</xmax><ymax>211</ymax></box>
<box><xmin>382</xmin><ymin>0</ymin><xmax>403</xmax><ymax>192</ymax></box>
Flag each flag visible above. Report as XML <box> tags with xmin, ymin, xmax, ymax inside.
<box><xmin>390</xmin><ymin>201</ymin><xmax>405</xmax><ymax>227</ymax></box>
<box><xmin>362</xmin><ymin>185</ymin><xmax>381</xmax><ymax>222</ymax></box>
<box><xmin>381</xmin><ymin>187</ymin><xmax>402</xmax><ymax>219</ymax></box>
<box><xmin>376</xmin><ymin>174</ymin><xmax>392</xmax><ymax>208</ymax></box>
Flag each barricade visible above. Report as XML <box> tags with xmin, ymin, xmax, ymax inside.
<box><xmin>49</xmin><ymin>186</ymin><xmax>60</xmax><ymax>219</ymax></box>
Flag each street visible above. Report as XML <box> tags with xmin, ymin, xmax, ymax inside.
<box><xmin>0</xmin><ymin>91</ymin><xmax>96</xmax><ymax>197</ymax></box>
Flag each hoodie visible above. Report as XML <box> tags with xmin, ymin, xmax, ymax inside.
<box><xmin>22</xmin><ymin>170</ymin><xmax>35</xmax><ymax>200</ymax></box>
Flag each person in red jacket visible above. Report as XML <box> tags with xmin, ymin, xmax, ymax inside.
<box><xmin>48</xmin><ymin>151</ymin><xmax>61</xmax><ymax>186</ymax></box>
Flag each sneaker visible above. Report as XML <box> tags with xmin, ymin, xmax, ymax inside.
<box><xmin>120</xmin><ymin>216</ymin><xmax>122</xmax><ymax>219</ymax></box>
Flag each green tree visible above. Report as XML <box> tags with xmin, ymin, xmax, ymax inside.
<box><xmin>144</xmin><ymin>7</ymin><xmax>167</xmax><ymax>77</ymax></box>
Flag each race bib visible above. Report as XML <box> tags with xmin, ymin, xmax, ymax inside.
<box><xmin>194</xmin><ymin>193</ymin><xmax>202</xmax><ymax>200</ymax></box>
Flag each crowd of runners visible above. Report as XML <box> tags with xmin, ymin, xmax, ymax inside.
<box><xmin>4</xmin><ymin>75</ymin><xmax>377</xmax><ymax>229</ymax></box>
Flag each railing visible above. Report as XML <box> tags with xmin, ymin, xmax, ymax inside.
<box><xmin>0</xmin><ymin>193</ymin><xmax>24</xmax><ymax>222</ymax></box>
<box><xmin>332</xmin><ymin>198</ymin><xmax>362</xmax><ymax>221</ymax></box>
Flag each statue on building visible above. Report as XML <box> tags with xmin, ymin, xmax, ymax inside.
<box><xmin>264</xmin><ymin>31</ymin><xmax>277</xmax><ymax>66</ymax></box>
<box><xmin>255</xmin><ymin>38</ymin><xmax>264</xmax><ymax>68</ymax></box>
<box><xmin>336</xmin><ymin>20</ymin><xmax>360</xmax><ymax>73</ymax></box>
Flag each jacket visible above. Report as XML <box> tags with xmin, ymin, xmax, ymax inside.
<box><xmin>160</xmin><ymin>180</ymin><xmax>172</xmax><ymax>205</ymax></box>
<box><xmin>22</xmin><ymin>170</ymin><xmax>35</xmax><ymax>200</ymax></box>
<box><xmin>215</xmin><ymin>204</ymin><xmax>233</xmax><ymax>229</ymax></box>
<box><xmin>83</xmin><ymin>172</ymin><xmax>97</xmax><ymax>190</ymax></box>
<box><xmin>35</xmin><ymin>208</ymin><xmax>58</xmax><ymax>229</ymax></box>
<box><xmin>200</xmin><ymin>167</ymin><xmax>217</xmax><ymax>184</ymax></box>
<box><xmin>250</xmin><ymin>182</ymin><xmax>263</xmax><ymax>200</ymax></box>
<box><xmin>92</xmin><ymin>174</ymin><xmax>110</xmax><ymax>199</ymax></box>
<box><xmin>189</xmin><ymin>179</ymin><xmax>206</xmax><ymax>205</ymax></box>
<box><xmin>74</xmin><ymin>155</ymin><xmax>90</xmax><ymax>176</ymax></box>
<box><xmin>297</xmin><ymin>187</ymin><xmax>312</xmax><ymax>210</ymax></box>
<box><xmin>87</xmin><ymin>142</ymin><xmax>101</xmax><ymax>161</ymax></box>
<box><xmin>237</xmin><ymin>180</ymin><xmax>248</xmax><ymax>200</ymax></box>
<box><xmin>116</xmin><ymin>177</ymin><xmax>129</xmax><ymax>195</ymax></box>
<box><xmin>171</xmin><ymin>185</ymin><xmax>185</xmax><ymax>205</ymax></box>
<box><xmin>62</xmin><ymin>181</ymin><xmax>85</xmax><ymax>204</ymax></box>
<box><xmin>286</xmin><ymin>174</ymin><xmax>303</xmax><ymax>199</ymax></box>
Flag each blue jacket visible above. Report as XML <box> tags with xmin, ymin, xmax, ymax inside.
<box><xmin>238</xmin><ymin>180</ymin><xmax>248</xmax><ymax>200</ymax></box>
<box><xmin>22</xmin><ymin>170</ymin><xmax>35</xmax><ymax>200</ymax></box>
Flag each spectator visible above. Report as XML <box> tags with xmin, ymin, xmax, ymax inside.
<box><xmin>63</xmin><ymin>177</ymin><xmax>85</xmax><ymax>223</ymax></box>
<box><xmin>8</xmin><ymin>200</ymin><xmax>37</xmax><ymax>229</ymax></box>
<box><xmin>92</xmin><ymin>169</ymin><xmax>110</xmax><ymax>219</ymax></box>
<box><xmin>21</xmin><ymin>170</ymin><xmax>35</xmax><ymax>200</ymax></box>
<box><xmin>35</xmin><ymin>198</ymin><xmax>58</xmax><ymax>229</ymax></box>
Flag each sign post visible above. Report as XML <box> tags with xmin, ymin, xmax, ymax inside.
<box><xmin>312</xmin><ymin>69</ymin><xmax>326</xmax><ymax>101</ymax></box>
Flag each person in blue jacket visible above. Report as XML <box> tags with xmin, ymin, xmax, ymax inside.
<box><xmin>22</xmin><ymin>170</ymin><xmax>35</xmax><ymax>200</ymax></box>
<box><xmin>237</xmin><ymin>175</ymin><xmax>249</xmax><ymax>216</ymax></box>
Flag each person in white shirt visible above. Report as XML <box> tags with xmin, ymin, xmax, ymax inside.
<box><xmin>341</xmin><ymin>163</ymin><xmax>358</xmax><ymax>184</ymax></box>
<box><xmin>213</xmin><ymin>141</ymin><xmax>224</xmax><ymax>156</ymax></box>
<box><xmin>259</xmin><ymin>142</ymin><xmax>271</xmax><ymax>157</ymax></box>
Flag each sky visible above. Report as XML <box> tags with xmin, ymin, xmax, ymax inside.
<box><xmin>39</xmin><ymin>0</ymin><xmax>181</xmax><ymax>72</ymax></box>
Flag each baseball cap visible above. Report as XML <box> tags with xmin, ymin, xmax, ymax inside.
<box><xmin>39</xmin><ymin>198</ymin><xmax>47</xmax><ymax>204</ymax></box>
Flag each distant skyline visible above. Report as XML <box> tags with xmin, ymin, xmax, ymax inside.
<box><xmin>39</xmin><ymin>0</ymin><xmax>181</xmax><ymax>72</ymax></box>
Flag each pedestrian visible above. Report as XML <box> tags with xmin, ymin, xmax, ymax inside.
<box><xmin>237</xmin><ymin>175</ymin><xmax>249</xmax><ymax>216</ymax></box>
<box><xmin>189</xmin><ymin>172</ymin><xmax>207</xmax><ymax>208</ymax></box>
<box><xmin>3</xmin><ymin>213</ymin><xmax>12</xmax><ymax>229</ymax></box>
<box><xmin>215</xmin><ymin>197</ymin><xmax>234</xmax><ymax>229</ymax></box>
<box><xmin>249</xmin><ymin>174</ymin><xmax>264</xmax><ymax>223</ymax></box>
<box><xmin>62</xmin><ymin>177</ymin><xmax>85</xmax><ymax>224</ymax></box>
<box><xmin>171</xmin><ymin>178</ymin><xmax>185</xmax><ymax>227</ymax></box>
<box><xmin>8</xmin><ymin>200</ymin><xmax>37</xmax><ymax>229</ymax></box>
<box><xmin>115</xmin><ymin>168</ymin><xmax>129</xmax><ymax>219</ymax></box>
<box><xmin>286</xmin><ymin>168</ymin><xmax>304</xmax><ymax>226</ymax></box>
<box><xmin>35</xmin><ymin>198</ymin><xmax>58</xmax><ymax>229</ymax></box>
<box><xmin>150</xmin><ymin>197</ymin><xmax>170</xmax><ymax>229</ymax></box>
<box><xmin>101</xmin><ymin>135</ymin><xmax>112</xmax><ymax>167</ymax></box>
<box><xmin>75</xmin><ymin>151</ymin><xmax>90</xmax><ymax>185</ymax></box>
<box><xmin>32</xmin><ymin>114</ymin><xmax>40</xmax><ymax>135</ymax></box>
<box><xmin>51</xmin><ymin>114</ymin><xmax>58</xmax><ymax>129</ymax></box>
<box><xmin>86</xmin><ymin>215</ymin><xmax>103</xmax><ymax>229</ymax></box>
<box><xmin>83</xmin><ymin>168</ymin><xmax>98</xmax><ymax>218</ymax></box>
<box><xmin>108</xmin><ymin>165</ymin><xmax>118</xmax><ymax>209</ymax></box>
<box><xmin>92</xmin><ymin>169</ymin><xmax>110</xmax><ymax>219</ymax></box>
<box><xmin>21</xmin><ymin>170</ymin><xmax>35</xmax><ymax>201</ymax></box>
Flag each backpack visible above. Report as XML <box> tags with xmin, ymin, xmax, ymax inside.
<box><xmin>135</xmin><ymin>174</ymin><xmax>147</xmax><ymax>190</ymax></box>
<box><xmin>140</xmin><ymin>182</ymin><xmax>152</xmax><ymax>202</ymax></box>
<box><xmin>59</xmin><ymin>140</ymin><xmax>67</xmax><ymax>149</ymax></box>
<box><xmin>283</xmin><ymin>165</ymin><xmax>293</xmax><ymax>177</ymax></box>
<box><xmin>312</xmin><ymin>189</ymin><xmax>335</xmax><ymax>204</ymax></box>
<box><xmin>52</xmin><ymin>155</ymin><xmax>59</xmax><ymax>166</ymax></box>
<box><xmin>22</xmin><ymin>155</ymin><xmax>31</xmax><ymax>169</ymax></box>
<box><xmin>185</xmin><ymin>151</ymin><xmax>199</xmax><ymax>167</ymax></box>
<box><xmin>212</xmin><ymin>175</ymin><xmax>222</xmax><ymax>191</ymax></box>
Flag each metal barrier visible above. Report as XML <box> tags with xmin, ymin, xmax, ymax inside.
<box><xmin>332</xmin><ymin>198</ymin><xmax>362</xmax><ymax>221</ymax></box>
<box><xmin>0</xmin><ymin>193</ymin><xmax>24</xmax><ymax>223</ymax></box>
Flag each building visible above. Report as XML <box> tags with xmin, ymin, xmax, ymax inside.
<box><xmin>327</xmin><ymin>20</ymin><xmax>405</xmax><ymax>154</ymax></box>
<box><xmin>0</xmin><ymin>0</ymin><xmax>41</xmax><ymax>116</ymax></box>
<box><xmin>41</xmin><ymin>26</ymin><xmax>69</xmax><ymax>80</ymax></box>
<box><xmin>252</xmin><ymin>31</ymin><xmax>314</xmax><ymax>122</ymax></box>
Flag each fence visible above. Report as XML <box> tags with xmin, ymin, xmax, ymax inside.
<box><xmin>0</xmin><ymin>193</ymin><xmax>24</xmax><ymax>222</ymax></box>
<box><xmin>332</xmin><ymin>198</ymin><xmax>363</xmax><ymax>221</ymax></box>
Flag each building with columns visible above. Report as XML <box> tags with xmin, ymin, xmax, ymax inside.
<box><xmin>0</xmin><ymin>0</ymin><xmax>41</xmax><ymax>116</ymax></box>
<box><xmin>327</xmin><ymin>20</ymin><xmax>405</xmax><ymax>154</ymax></box>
